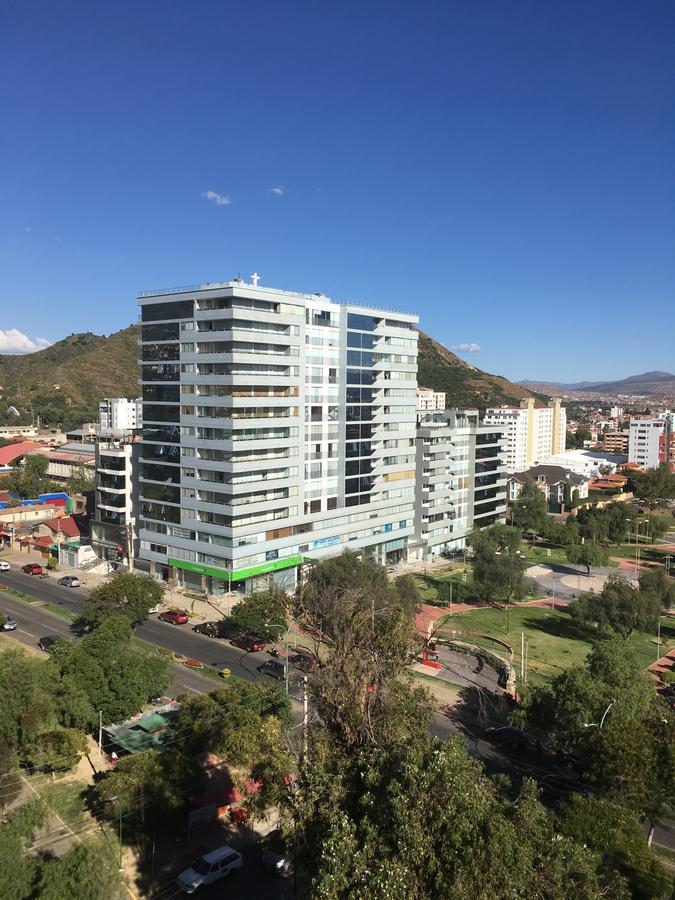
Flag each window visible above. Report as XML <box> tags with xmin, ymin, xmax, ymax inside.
<box><xmin>141</xmin><ymin>299</ymin><xmax>194</xmax><ymax>321</ymax></box>
<box><xmin>347</xmin><ymin>313</ymin><xmax>377</xmax><ymax>331</ymax></box>
<box><xmin>141</xmin><ymin>322</ymin><xmax>179</xmax><ymax>341</ymax></box>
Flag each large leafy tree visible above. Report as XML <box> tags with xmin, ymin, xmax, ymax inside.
<box><xmin>570</xmin><ymin>574</ymin><xmax>661</xmax><ymax>639</ymax></box>
<box><xmin>2</xmin><ymin>454</ymin><xmax>57</xmax><ymax>499</ymax></box>
<box><xmin>566</xmin><ymin>541</ymin><xmax>609</xmax><ymax>575</ymax></box>
<box><xmin>519</xmin><ymin>640</ymin><xmax>674</xmax><ymax>819</ymax></box>
<box><xmin>227</xmin><ymin>587</ymin><xmax>289</xmax><ymax>641</ymax></box>
<box><xmin>38</xmin><ymin>838</ymin><xmax>123</xmax><ymax>900</ymax></box>
<box><xmin>627</xmin><ymin>464</ymin><xmax>675</xmax><ymax>507</ymax></box>
<box><xmin>0</xmin><ymin>802</ymin><xmax>47</xmax><ymax>900</ymax></box>
<box><xmin>50</xmin><ymin>615</ymin><xmax>170</xmax><ymax>725</ymax></box>
<box><xmin>511</xmin><ymin>480</ymin><xmax>548</xmax><ymax>533</ymax></box>
<box><xmin>82</xmin><ymin>572</ymin><xmax>164</xmax><ymax>627</ymax></box>
<box><xmin>468</xmin><ymin>525</ymin><xmax>527</xmax><ymax>604</ymax></box>
<box><xmin>639</xmin><ymin>566</ymin><xmax>675</xmax><ymax>610</ymax></box>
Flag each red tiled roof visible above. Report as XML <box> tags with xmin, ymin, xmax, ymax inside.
<box><xmin>43</xmin><ymin>516</ymin><xmax>80</xmax><ymax>538</ymax></box>
<box><xmin>33</xmin><ymin>535</ymin><xmax>54</xmax><ymax>548</ymax></box>
<box><xmin>0</xmin><ymin>441</ymin><xmax>44</xmax><ymax>466</ymax></box>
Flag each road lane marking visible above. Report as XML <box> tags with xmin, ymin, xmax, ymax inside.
<box><xmin>183</xmin><ymin>686</ymin><xmax>205</xmax><ymax>694</ymax></box>
<box><xmin>17</xmin><ymin>629</ymin><xmax>34</xmax><ymax>637</ymax></box>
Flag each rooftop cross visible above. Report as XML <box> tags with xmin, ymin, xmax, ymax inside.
<box><xmin>251</xmin><ymin>272</ymin><xmax>260</xmax><ymax>287</ymax></box>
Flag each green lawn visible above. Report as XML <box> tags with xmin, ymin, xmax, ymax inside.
<box><xmin>413</xmin><ymin>567</ymin><xmax>472</xmax><ymax>603</ymax></box>
<box><xmin>40</xmin><ymin>780</ymin><xmax>88</xmax><ymax>827</ymax></box>
<box><xmin>435</xmin><ymin>604</ymin><xmax>675</xmax><ymax>686</ymax></box>
<box><xmin>606</xmin><ymin>543</ymin><xmax>672</xmax><ymax>566</ymax></box>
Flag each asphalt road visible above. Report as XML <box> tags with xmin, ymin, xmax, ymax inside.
<box><xmin>0</xmin><ymin>565</ymin><xmax>306</xmax><ymax>699</ymax></box>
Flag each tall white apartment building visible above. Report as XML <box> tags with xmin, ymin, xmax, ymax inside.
<box><xmin>416</xmin><ymin>387</ymin><xmax>446</xmax><ymax>413</ymax></box>
<box><xmin>610</xmin><ymin>406</ymin><xmax>624</xmax><ymax>419</ymax></box>
<box><xmin>483</xmin><ymin>398</ymin><xmax>566</xmax><ymax>473</ymax></box>
<box><xmin>414</xmin><ymin>410</ymin><xmax>506</xmax><ymax>559</ymax></box>
<box><xmin>628</xmin><ymin>418</ymin><xmax>665</xmax><ymax>469</ymax></box>
<box><xmin>136</xmin><ymin>278</ymin><xmax>418</xmax><ymax>594</ymax></box>
<box><xmin>99</xmin><ymin>397</ymin><xmax>142</xmax><ymax>432</ymax></box>
<box><xmin>91</xmin><ymin>435</ymin><xmax>139</xmax><ymax>563</ymax></box>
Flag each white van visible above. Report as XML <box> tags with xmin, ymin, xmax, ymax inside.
<box><xmin>177</xmin><ymin>845</ymin><xmax>243</xmax><ymax>893</ymax></box>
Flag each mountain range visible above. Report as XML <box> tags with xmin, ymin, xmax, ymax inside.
<box><xmin>520</xmin><ymin>371</ymin><xmax>675</xmax><ymax>397</ymax></box>
<box><xmin>0</xmin><ymin>324</ymin><xmax>537</xmax><ymax>429</ymax></box>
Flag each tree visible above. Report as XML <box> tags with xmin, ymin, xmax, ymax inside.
<box><xmin>557</xmin><ymin>796</ymin><xmax>670</xmax><ymax>899</ymax></box>
<box><xmin>393</xmin><ymin>574</ymin><xmax>421</xmax><ymax>615</ymax></box>
<box><xmin>519</xmin><ymin>640</ymin><xmax>674</xmax><ymax>819</ymax></box>
<box><xmin>566</xmin><ymin>541</ymin><xmax>609</xmax><ymax>575</ymax></box>
<box><xmin>639</xmin><ymin>566</ymin><xmax>675</xmax><ymax>610</ymax></box>
<box><xmin>2</xmin><ymin>454</ymin><xmax>57</xmax><ymax>500</ymax></box>
<box><xmin>50</xmin><ymin>615</ymin><xmax>171</xmax><ymax>725</ymax></box>
<box><xmin>82</xmin><ymin>572</ymin><xmax>164</xmax><ymax>627</ymax></box>
<box><xmin>627</xmin><ymin>464</ymin><xmax>675</xmax><ymax>508</ymax></box>
<box><xmin>0</xmin><ymin>802</ymin><xmax>47</xmax><ymax>900</ymax></box>
<box><xmin>511</xmin><ymin>480</ymin><xmax>548</xmax><ymax>532</ymax></box>
<box><xmin>65</xmin><ymin>462</ymin><xmax>95</xmax><ymax>496</ymax></box>
<box><xmin>468</xmin><ymin>526</ymin><xmax>527</xmax><ymax>605</ymax></box>
<box><xmin>227</xmin><ymin>587</ymin><xmax>289</xmax><ymax>641</ymax></box>
<box><xmin>570</xmin><ymin>575</ymin><xmax>661</xmax><ymax>639</ymax></box>
<box><xmin>38</xmin><ymin>838</ymin><xmax>123</xmax><ymax>900</ymax></box>
<box><xmin>22</xmin><ymin>727</ymin><xmax>88</xmax><ymax>773</ymax></box>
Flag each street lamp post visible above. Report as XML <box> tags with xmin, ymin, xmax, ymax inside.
<box><xmin>583</xmin><ymin>698</ymin><xmax>616</xmax><ymax>731</ymax></box>
<box><xmin>265</xmin><ymin>622</ymin><xmax>289</xmax><ymax>694</ymax></box>
<box><xmin>551</xmin><ymin>573</ymin><xmax>557</xmax><ymax>611</ymax></box>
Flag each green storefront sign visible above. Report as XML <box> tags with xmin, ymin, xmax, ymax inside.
<box><xmin>168</xmin><ymin>554</ymin><xmax>303</xmax><ymax>583</ymax></box>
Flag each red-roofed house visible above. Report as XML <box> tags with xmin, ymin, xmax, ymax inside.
<box><xmin>36</xmin><ymin>515</ymin><xmax>80</xmax><ymax>542</ymax></box>
<box><xmin>0</xmin><ymin>441</ymin><xmax>44</xmax><ymax>468</ymax></box>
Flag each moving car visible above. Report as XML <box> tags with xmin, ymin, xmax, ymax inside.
<box><xmin>0</xmin><ymin>560</ymin><xmax>10</xmax><ymax>572</ymax></box>
<box><xmin>193</xmin><ymin>620</ymin><xmax>226</xmax><ymax>638</ymax></box>
<box><xmin>177</xmin><ymin>845</ymin><xmax>243</xmax><ymax>893</ymax></box>
<box><xmin>21</xmin><ymin>563</ymin><xmax>43</xmax><ymax>575</ymax></box>
<box><xmin>290</xmin><ymin>652</ymin><xmax>320</xmax><ymax>672</ymax></box>
<box><xmin>158</xmin><ymin>609</ymin><xmax>189</xmax><ymax>625</ymax></box>
<box><xmin>1</xmin><ymin>614</ymin><xmax>17</xmax><ymax>631</ymax></box>
<box><xmin>262</xmin><ymin>849</ymin><xmax>293</xmax><ymax>878</ymax></box>
<box><xmin>485</xmin><ymin>725</ymin><xmax>530</xmax><ymax>750</ymax></box>
<box><xmin>58</xmin><ymin>575</ymin><xmax>81</xmax><ymax>588</ymax></box>
<box><xmin>38</xmin><ymin>635</ymin><xmax>60</xmax><ymax>652</ymax></box>
<box><xmin>231</xmin><ymin>634</ymin><xmax>267</xmax><ymax>653</ymax></box>
<box><xmin>258</xmin><ymin>659</ymin><xmax>298</xmax><ymax>682</ymax></box>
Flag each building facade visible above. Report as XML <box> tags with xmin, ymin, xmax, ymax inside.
<box><xmin>416</xmin><ymin>387</ymin><xmax>446</xmax><ymax>414</ymax></box>
<box><xmin>628</xmin><ymin>418</ymin><xmax>666</xmax><ymax>469</ymax></box>
<box><xmin>602</xmin><ymin>430</ymin><xmax>629</xmax><ymax>454</ymax></box>
<box><xmin>99</xmin><ymin>398</ymin><xmax>142</xmax><ymax>432</ymax></box>
<box><xmin>414</xmin><ymin>410</ymin><xmax>507</xmax><ymax>559</ymax></box>
<box><xmin>483</xmin><ymin>398</ymin><xmax>566</xmax><ymax>473</ymax></box>
<box><xmin>91</xmin><ymin>435</ymin><xmax>138</xmax><ymax>562</ymax></box>
<box><xmin>136</xmin><ymin>279</ymin><xmax>419</xmax><ymax>594</ymax></box>
<box><xmin>507</xmin><ymin>464</ymin><xmax>589</xmax><ymax>513</ymax></box>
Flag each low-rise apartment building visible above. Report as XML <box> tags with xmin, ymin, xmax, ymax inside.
<box><xmin>416</xmin><ymin>387</ymin><xmax>446</xmax><ymax>414</ymax></box>
<box><xmin>91</xmin><ymin>434</ymin><xmax>139</xmax><ymax>562</ymax></box>
<box><xmin>602</xmin><ymin>430</ymin><xmax>629</xmax><ymax>454</ymax></box>
<box><xmin>99</xmin><ymin>398</ymin><xmax>142</xmax><ymax>432</ymax></box>
<box><xmin>628</xmin><ymin>418</ymin><xmax>666</xmax><ymax>469</ymax></box>
<box><xmin>413</xmin><ymin>410</ymin><xmax>507</xmax><ymax>559</ymax></box>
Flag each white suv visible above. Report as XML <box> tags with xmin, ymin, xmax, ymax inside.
<box><xmin>177</xmin><ymin>845</ymin><xmax>243</xmax><ymax>893</ymax></box>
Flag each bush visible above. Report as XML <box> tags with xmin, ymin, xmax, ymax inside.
<box><xmin>46</xmin><ymin>557</ymin><xmax>57</xmax><ymax>571</ymax></box>
<box><xmin>660</xmin><ymin>669</ymin><xmax>675</xmax><ymax>685</ymax></box>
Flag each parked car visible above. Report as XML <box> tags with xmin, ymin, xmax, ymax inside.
<box><xmin>485</xmin><ymin>725</ymin><xmax>530</xmax><ymax>750</ymax></box>
<box><xmin>21</xmin><ymin>563</ymin><xmax>43</xmax><ymax>576</ymax></box>
<box><xmin>193</xmin><ymin>620</ymin><xmax>226</xmax><ymax>638</ymax></box>
<box><xmin>58</xmin><ymin>575</ymin><xmax>81</xmax><ymax>588</ymax></box>
<box><xmin>176</xmin><ymin>845</ymin><xmax>243</xmax><ymax>893</ymax></box>
<box><xmin>258</xmin><ymin>659</ymin><xmax>299</xmax><ymax>682</ymax></box>
<box><xmin>1</xmin><ymin>614</ymin><xmax>17</xmax><ymax>631</ymax></box>
<box><xmin>0</xmin><ymin>560</ymin><xmax>10</xmax><ymax>572</ymax></box>
<box><xmin>231</xmin><ymin>634</ymin><xmax>267</xmax><ymax>653</ymax></box>
<box><xmin>290</xmin><ymin>652</ymin><xmax>320</xmax><ymax>672</ymax></box>
<box><xmin>38</xmin><ymin>635</ymin><xmax>60</xmax><ymax>652</ymax></box>
<box><xmin>158</xmin><ymin>609</ymin><xmax>189</xmax><ymax>625</ymax></box>
<box><xmin>148</xmin><ymin>604</ymin><xmax>160</xmax><ymax>614</ymax></box>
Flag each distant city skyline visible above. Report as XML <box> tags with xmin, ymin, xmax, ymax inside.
<box><xmin>1</xmin><ymin>1</ymin><xmax>673</xmax><ymax>382</ymax></box>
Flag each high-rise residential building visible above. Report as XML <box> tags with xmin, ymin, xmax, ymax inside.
<box><xmin>91</xmin><ymin>434</ymin><xmax>139</xmax><ymax>563</ymax></box>
<box><xmin>416</xmin><ymin>387</ymin><xmax>446</xmax><ymax>414</ymax></box>
<box><xmin>628</xmin><ymin>418</ymin><xmax>666</xmax><ymax>469</ymax></box>
<box><xmin>413</xmin><ymin>410</ymin><xmax>507</xmax><ymax>559</ymax></box>
<box><xmin>483</xmin><ymin>398</ymin><xmax>566</xmax><ymax>473</ymax></box>
<box><xmin>136</xmin><ymin>278</ymin><xmax>419</xmax><ymax>594</ymax></box>
<box><xmin>99</xmin><ymin>397</ymin><xmax>142</xmax><ymax>432</ymax></box>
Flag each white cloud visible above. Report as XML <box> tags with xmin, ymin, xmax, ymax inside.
<box><xmin>450</xmin><ymin>342</ymin><xmax>481</xmax><ymax>353</ymax></box>
<box><xmin>270</xmin><ymin>185</ymin><xmax>284</xmax><ymax>195</ymax></box>
<box><xmin>202</xmin><ymin>190</ymin><xmax>231</xmax><ymax>206</ymax></box>
<box><xmin>24</xmin><ymin>226</ymin><xmax>31</xmax><ymax>232</ymax></box>
<box><xmin>0</xmin><ymin>329</ymin><xmax>52</xmax><ymax>354</ymax></box>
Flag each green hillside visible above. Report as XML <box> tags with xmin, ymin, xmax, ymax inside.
<box><xmin>0</xmin><ymin>323</ymin><xmax>536</xmax><ymax>430</ymax></box>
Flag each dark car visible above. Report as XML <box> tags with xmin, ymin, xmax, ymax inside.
<box><xmin>193</xmin><ymin>620</ymin><xmax>226</xmax><ymax>638</ymax></box>
<box><xmin>1</xmin><ymin>614</ymin><xmax>17</xmax><ymax>631</ymax></box>
<box><xmin>38</xmin><ymin>635</ymin><xmax>60</xmax><ymax>652</ymax></box>
<box><xmin>21</xmin><ymin>563</ymin><xmax>43</xmax><ymax>575</ymax></box>
<box><xmin>231</xmin><ymin>635</ymin><xmax>267</xmax><ymax>653</ymax></box>
<box><xmin>258</xmin><ymin>659</ymin><xmax>290</xmax><ymax>681</ymax></box>
<box><xmin>485</xmin><ymin>725</ymin><xmax>530</xmax><ymax>750</ymax></box>
<box><xmin>158</xmin><ymin>609</ymin><xmax>189</xmax><ymax>625</ymax></box>
<box><xmin>290</xmin><ymin>652</ymin><xmax>320</xmax><ymax>672</ymax></box>
<box><xmin>262</xmin><ymin>849</ymin><xmax>293</xmax><ymax>878</ymax></box>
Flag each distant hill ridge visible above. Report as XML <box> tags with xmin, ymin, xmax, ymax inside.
<box><xmin>0</xmin><ymin>324</ymin><xmax>537</xmax><ymax>426</ymax></box>
<box><xmin>521</xmin><ymin>370</ymin><xmax>675</xmax><ymax>397</ymax></box>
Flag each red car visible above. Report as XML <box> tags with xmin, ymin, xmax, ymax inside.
<box><xmin>158</xmin><ymin>609</ymin><xmax>189</xmax><ymax>625</ymax></box>
<box><xmin>231</xmin><ymin>635</ymin><xmax>267</xmax><ymax>653</ymax></box>
<box><xmin>21</xmin><ymin>563</ymin><xmax>44</xmax><ymax>575</ymax></box>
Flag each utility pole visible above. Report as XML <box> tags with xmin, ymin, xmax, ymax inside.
<box><xmin>98</xmin><ymin>710</ymin><xmax>103</xmax><ymax>766</ymax></box>
<box><xmin>524</xmin><ymin>637</ymin><xmax>528</xmax><ymax>683</ymax></box>
<box><xmin>125</xmin><ymin>522</ymin><xmax>134</xmax><ymax>574</ymax></box>
<box><xmin>449</xmin><ymin>579</ymin><xmax>453</xmax><ymax>615</ymax></box>
<box><xmin>521</xmin><ymin>632</ymin><xmax>525</xmax><ymax>681</ymax></box>
<box><xmin>302</xmin><ymin>676</ymin><xmax>308</xmax><ymax>759</ymax></box>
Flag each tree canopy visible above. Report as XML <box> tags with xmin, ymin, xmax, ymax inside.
<box><xmin>566</xmin><ymin>541</ymin><xmax>609</xmax><ymax>575</ymax></box>
<box><xmin>468</xmin><ymin>525</ymin><xmax>527</xmax><ymax>604</ymax></box>
<box><xmin>570</xmin><ymin>574</ymin><xmax>661</xmax><ymax>639</ymax></box>
<box><xmin>82</xmin><ymin>572</ymin><xmax>164</xmax><ymax>627</ymax></box>
<box><xmin>511</xmin><ymin>480</ymin><xmax>548</xmax><ymax>532</ymax></box>
<box><xmin>227</xmin><ymin>587</ymin><xmax>289</xmax><ymax>641</ymax></box>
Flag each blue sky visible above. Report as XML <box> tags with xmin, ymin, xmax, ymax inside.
<box><xmin>1</xmin><ymin>1</ymin><xmax>673</xmax><ymax>381</ymax></box>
